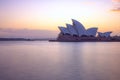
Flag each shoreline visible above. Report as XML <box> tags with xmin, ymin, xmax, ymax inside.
<box><xmin>0</xmin><ymin>38</ymin><xmax>49</xmax><ymax>41</ymax></box>
<box><xmin>49</xmin><ymin>39</ymin><xmax>120</xmax><ymax>42</ymax></box>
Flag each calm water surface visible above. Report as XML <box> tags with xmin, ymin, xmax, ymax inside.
<box><xmin>0</xmin><ymin>41</ymin><xmax>120</xmax><ymax>80</ymax></box>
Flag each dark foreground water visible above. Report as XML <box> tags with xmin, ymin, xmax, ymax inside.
<box><xmin>0</xmin><ymin>41</ymin><xmax>120</xmax><ymax>80</ymax></box>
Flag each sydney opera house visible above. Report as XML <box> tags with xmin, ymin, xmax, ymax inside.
<box><xmin>52</xmin><ymin>19</ymin><xmax>114</xmax><ymax>42</ymax></box>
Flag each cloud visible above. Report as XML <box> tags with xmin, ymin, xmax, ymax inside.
<box><xmin>111</xmin><ymin>7</ymin><xmax>120</xmax><ymax>12</ymax></box>
<box><xmin>0</xmin><ymin>28</ymin><xmax>58</xmax><ymax>39</ymax></box>
<box><xmin>112</xmin><ymin>0</ymin><xmax>120</xmax><ymax>2</ymax></box>
<box><xmin>111</xmin><ymin>0</ymin><xmax>120</xmax><ymax>12</ymax></box>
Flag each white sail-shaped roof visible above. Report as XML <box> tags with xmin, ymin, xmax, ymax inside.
<box><xmin>104</xmin><ymin>32</ymin><xmax>112</xmax><ymax>38</ymax></box>
<box><xmin>66</xmin><ymin>24</ymin><xmax>78</xmax><ymax>36</ymax></box>
<box><xmin>98</xmin><ymin>31</ymin><xmax>112</xmax><ymax>38</ymax></box>
<box><xmin>72</xmin><ymin>19</ymin><xmax>87</xmax><ymax>36</ymax></box>
<box><xmin>98</xmin><ymin>32</ymin><xmax>105</xmax><ymax>37</ymax></box>
<box><xmin>58</xmin><ymin>26</ymin><xmax>70</xmax><ymax>35</ymax></box>
<box><xmin>86</xmin><ymin>27</ymin><xmax>98</xmax><ymax>37</ymax></box>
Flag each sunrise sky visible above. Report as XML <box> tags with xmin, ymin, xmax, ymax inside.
<box><xmin>0</xmin><ymin>0</ymin><xmax>120</xmax><ymax>38</ymax></box>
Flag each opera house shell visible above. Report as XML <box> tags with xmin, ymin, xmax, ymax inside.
<box><xmin>98</xmin><ymin>32</ymin><xmax>112</xmax><ymax>38</ymax></box>
<box><xmin>58</xmin><ymin>19</ymin><xmax>98</xmax><ymax>37</ymax></box>
<box><xmin>56</xmin><ymin>19</ymin><xmax>113</xmax><ymax>41</ymax></box>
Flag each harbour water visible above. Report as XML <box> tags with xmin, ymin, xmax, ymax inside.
<box><xmin>0</xmin><ymin>41</ymin><xmax>120</xmax><ymax>80</ymax></box>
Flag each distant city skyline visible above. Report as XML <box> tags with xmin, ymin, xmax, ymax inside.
<box><xmin>0</xmin><ymin>0</ymin><xmax>120</xmax><ymax>38</ymax></box>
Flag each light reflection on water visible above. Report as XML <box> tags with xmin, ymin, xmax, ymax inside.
<box><xmin>0</xmin><ymin>41</ymin><xmax>120</xmax><ymax>80</ymax></box>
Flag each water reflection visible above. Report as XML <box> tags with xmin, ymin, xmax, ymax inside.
<box><xmin>0</xmin><ymin>41</ymin><xmax>120</xmax><ymax>80</ymax></box>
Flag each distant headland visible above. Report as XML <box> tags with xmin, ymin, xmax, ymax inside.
<box><xmin>49</xmin><ymin>19</ymin><xmax>120</xmax><ymax>42</ymax></box>
<box><xmin>0</xmin><ymin>38</ymin><xmax>49</xmax><ymax>41</ymax></box>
